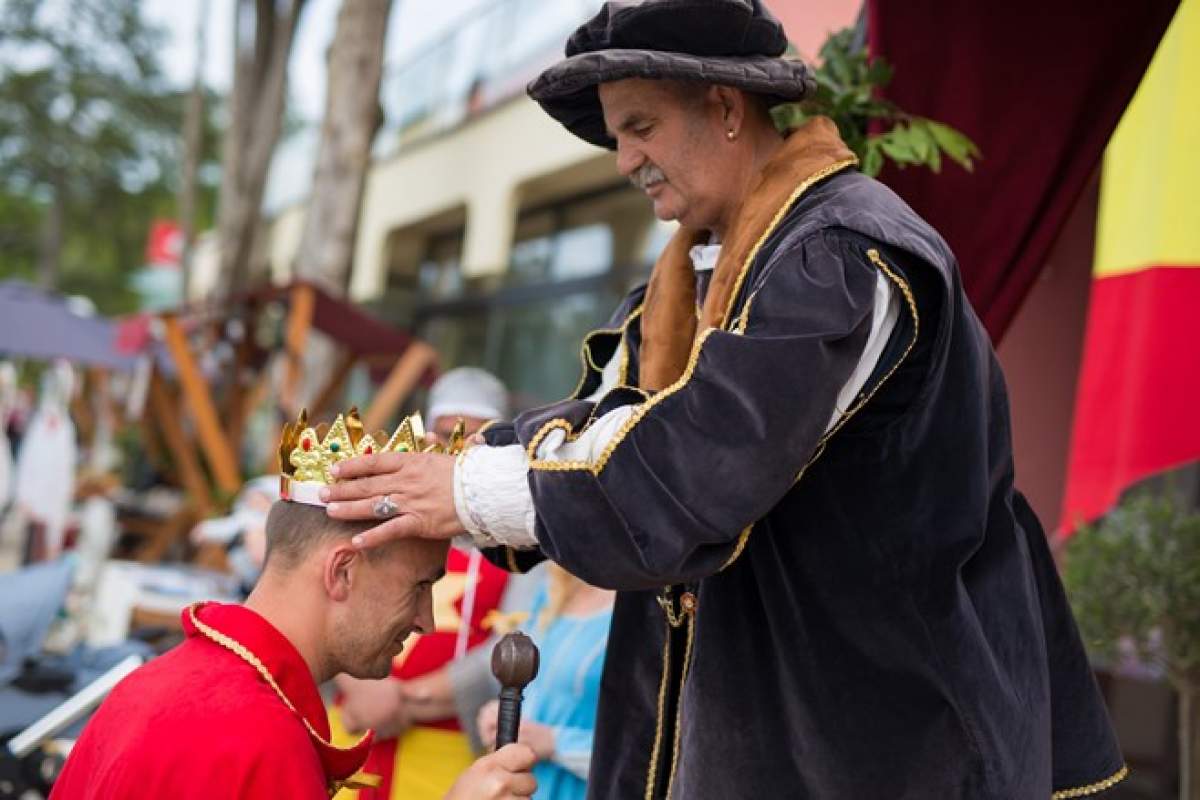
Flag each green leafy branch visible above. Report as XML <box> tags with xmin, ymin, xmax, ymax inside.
<box><xmin>772</xmin><ymin>28</ymin><xmax>981</xmax><ymax>178</ymax></box>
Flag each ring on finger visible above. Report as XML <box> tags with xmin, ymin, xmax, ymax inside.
<box><xmin>372</xmin><ymin>495</ymin><xmax>400</xmax><ymax>519</ymax></box>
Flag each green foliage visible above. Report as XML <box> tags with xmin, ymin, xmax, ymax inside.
<box><xmin>773</xmin><ymin>28</ymin><xmax>981</xmax><ymax>178</ymax></box>
<box><xmin>0</xmin><ymin>0</ymin><xmax>175</xmax><ymax>194</ymax></box>
<box><xmin>1062</xmin><ymin>492</ymin><xmax>1200</xmax><ymax>687</ymax></box>
<box><xmin>0</xmin><ymin>191</ymin><xmax>42</xmax><ymax>280</ymax></box>
<box><xmin>0</xmin><ymin>0</ymin><xmax>220</xmax><ymax>314</ymax></box>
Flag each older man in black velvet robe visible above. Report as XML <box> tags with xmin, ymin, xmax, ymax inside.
<box><xmin>321</xmin><ymin>1</ymin><xmax>1126</xmax><ymax>798</ymax></box>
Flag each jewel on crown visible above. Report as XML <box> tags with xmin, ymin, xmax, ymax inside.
<box><xmin>278</xmin><ymin>407</ymin><xmax>467</xmax><ymax>505</ymax></box>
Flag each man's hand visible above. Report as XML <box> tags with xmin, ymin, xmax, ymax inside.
<box><xmin>322</xmin><ymin>451</ymin><xmax>462</xmax><ymax>549</ymax></box>
<box><xmin>476</xmin><ymin>700</ymin><xmax>556</xmax><ymax>761</ymax></box>
<box><xmin>335</xmin><ymin>675</ymin><xmax>411</xmax><ymax>740</ymax></box>
<box><xmin>443</xmin><ymin>744</ymin><xmax>537</xmax><ymax>799</ymax></box>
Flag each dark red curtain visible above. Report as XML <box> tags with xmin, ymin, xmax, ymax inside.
<box><xmin>867</xmin><ymin>0</ymin><xmax>1178</xmax><ymax>342</ymax></box>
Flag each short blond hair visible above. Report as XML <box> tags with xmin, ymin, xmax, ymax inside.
<box><xmin>263</xmin><ymin>501</ymin><xmax>376</xmax><ymax>570</ymax></box>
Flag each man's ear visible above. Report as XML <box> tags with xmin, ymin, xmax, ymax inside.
<box><xmin>711</xmin><ymin>85</ymin><xmax>747</xmax><ymax>134</ymax></box>
<box><xmin>323</xmin><ymin>544</ymin><xmax>358</xmax><ymax>602</ymax></box>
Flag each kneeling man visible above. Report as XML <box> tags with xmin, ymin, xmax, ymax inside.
<box><xmin>52</xmin><ymin>498</ymin><xmax>536</xmax><ymax>799</ymax></box>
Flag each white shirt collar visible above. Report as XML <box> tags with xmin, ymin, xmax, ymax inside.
<box><xmin>688</xmin><ymin>234</ymin><xmax>722</xmax><ymax>273</ymax></box>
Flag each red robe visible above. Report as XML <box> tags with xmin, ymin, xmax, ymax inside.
<box><xmin>51</xmin><ymin>603</ymin><xmax>374</xmax><ymax>799</ymax></box>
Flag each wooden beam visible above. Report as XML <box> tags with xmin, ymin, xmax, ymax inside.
<box><xmin>160</xmin><ymin>314</ymin><xmax>242</xmax><ymax>496</ymax></box>
<box><xmin>248</xmin><ymin>363</ymin><xmax>282</xmax><ymax>475</ymax></box>
<box><xmin>225</xmin><ymin>326</ymin><xmax>256</xmax><ymax>456</ymax></box>
<box><xmin>138</xmin><ymin>414</ymin><xmax>170</xmax><ymax>479</ymax></box>
<box><xmin>147</xmin><ymin>370</ymin><xmax>212</xmax><ymax>515</ymax></box>
<box><xmin>282</xmin><ymin>283</ymin><xmax>316</xmax><ymax>416</ymax></box>
<box><xmin>310</xmin><ymin>350</ymin><xmax>357</xmax><ymax>418</ymax></box>
<box><xmin>89</xmin><ymin>367</ymin><xmax>116</xmax><ymax>429</ymax></box>
<box><xmin>70</xmin><ymin>371</ymin><xmax>95</xmax><ymax>444</ymax></box>
<box><xmin>363</xmin><ymin>352</ymin><xmax>403</xmax><ymax>367</ymax></box>
<box><xmin>362</xmin><ymin>342</ymin><xmax>437</xmax><ymax>433</ymax></box>
<box><xmin>87</xmin><ymin>367</ymin><xmax>125</xmax><ymax>457</ymax></box>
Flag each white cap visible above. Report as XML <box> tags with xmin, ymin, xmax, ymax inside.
<box><xmin>427</xmin><ymin>367</ymin><xmax>509</xmax><ymax>424</ymax></box>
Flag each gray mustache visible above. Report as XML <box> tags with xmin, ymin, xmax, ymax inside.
<box><xmin>630</xmin><ymin>163</ymin><xmax>666</xmax><ymax>190</ymax></box>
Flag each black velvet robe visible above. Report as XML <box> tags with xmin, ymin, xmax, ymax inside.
<box><xmin>484</xmin><ymin>168</ymin><xmax>1124</xmax><ymax>799</ymax></box>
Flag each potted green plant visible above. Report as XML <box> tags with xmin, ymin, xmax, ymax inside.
<box><xmin>1063</xmin><ymin>492</ymin><xmax>1200</xmax><ymax>800</ymax></box>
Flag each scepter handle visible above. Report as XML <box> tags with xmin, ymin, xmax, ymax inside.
<box><xmin>496</xmin><ymin>685</ymin><xmax>523</xmax><ymax>748</ymax></box>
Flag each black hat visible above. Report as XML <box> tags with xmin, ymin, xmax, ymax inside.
<box><xmin>527</xmin><ymin>0</ymin><xmax>814</xmax><ymax>149</ymax></box>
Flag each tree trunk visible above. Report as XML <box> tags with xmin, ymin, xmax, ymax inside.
<box><xmin>291</xmin><ymin>0</ymin><xmax>394</xmax><ymax>405</ymax></box>
<box><xmin>36</xmin><ymin>176</ymin><xmax>65</xmax><ymax>290</ymax></box>
<box><xmin>178</xmin><ymin>0</ymin><xmax>210</xmax><ymax>301</ymax></box>
<box><xmin>293</xmin><ymin>0</ymin><xmax>393</xmax><ymax>293</ymax></box>
<box><xmin>1183</xmin><ymin>682</ymin><xmax>1200</xmax><ymax>800</ymax></box>
<box><xmin>213</xmin><ymin>0</ymin><xmax>307</xmax><ymax>300</ymax></box>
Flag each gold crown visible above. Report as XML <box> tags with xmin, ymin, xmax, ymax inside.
<box><xmin>278</xmin><ymin>407</ymin><xmax>466</xmax><ymax>503</ymax></box>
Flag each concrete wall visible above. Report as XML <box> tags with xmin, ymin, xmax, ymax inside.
<box><xmin>258</xmin><ymin>96</ymin><xmax>614</xmax><ymax>301</ymax></box>
<box><xmin>347</xmin><ymin>97</ymin><xmax>611</xmax><ymax>300</ymax></box>
<box><xmin>774</xmin><ymin>0</ymin><xmax>864</xmax><ymax>60</ymax></box>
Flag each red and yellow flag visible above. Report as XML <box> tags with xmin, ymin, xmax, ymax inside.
<box><xmin>1061</xmin><ymin>0</ymin><xmax>1199</xmax><ymax>532</ymax></box>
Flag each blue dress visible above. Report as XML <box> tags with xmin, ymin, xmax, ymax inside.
<box><xmin>523</xmin><ymin>586</ymin><xmax>613</xmax><ymax>800</ymax></box>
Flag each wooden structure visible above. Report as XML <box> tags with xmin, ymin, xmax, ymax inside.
<box><xmin>133</xmin><ymin>280</ymin><xmax>437</xmax><ymax>556</ymax></box>
<box><xmin>4</xmin><ymin>279</ymin><xmax>435</xmax><ymax>564</ymax></box>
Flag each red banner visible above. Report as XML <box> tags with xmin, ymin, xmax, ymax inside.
<box><xmin>144</xmin><ymin>220</ymin><xmax>183</xmax><ymax>267</ymax></box>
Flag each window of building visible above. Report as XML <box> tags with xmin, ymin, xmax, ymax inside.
<box><xmin>499</xmin><ymin>288</ymin><xmax>620</xmax><ymax>405</ymax></box>
<box><xmin>417</xmin><ymin>229</ymin><xmax>465</xmax><ymax>300</ymax></box>
<box><xmin>551</xmin><ymin>223</ymin><xmax>612</xmax><ymax>280</ymax></box>
<box><xmin>396</xmin><ymin>182</ymin><xmax>657</xmax><ymax>409</ymax></box>
<box><xmin>509</xmin><ymin>211</ymin><xmax>557</xmax><ymax>284</ymax></box>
